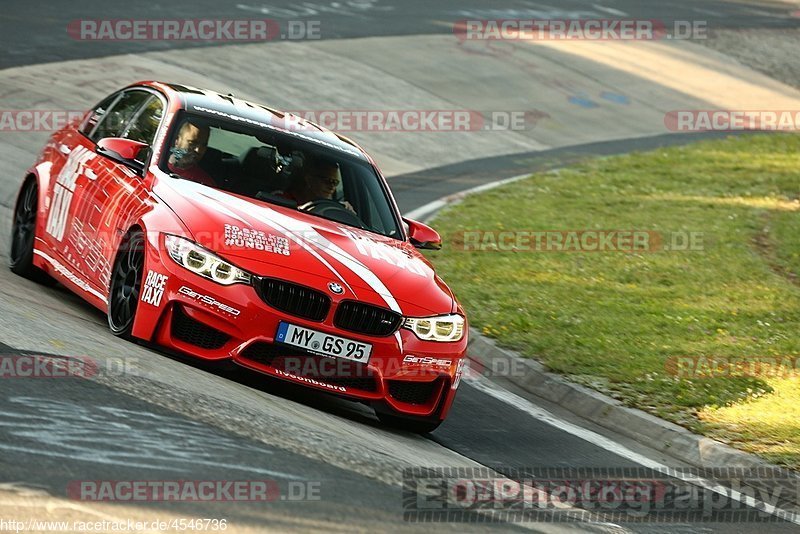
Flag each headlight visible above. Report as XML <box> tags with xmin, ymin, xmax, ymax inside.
<box><xmin>164</xmin><ymin>234</ymin><xmax>251</xmax><ymax>285</ymax></box>
<box><xmin>403</xmin><ymin>314</ymin><xmax>465</xmax><ymax>342</ymax></box>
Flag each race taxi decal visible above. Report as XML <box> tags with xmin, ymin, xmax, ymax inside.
<box><xmin>340</xmin><ymin>228</ymin><xmax>426</xmax><ymax>277</ymax></box>
<box><xmin>46</xmin><ymin>145</ymin><xmax>95</xmax><ymax>241</ymax></box>
<box><xmin>141</xmin><ymin>270</ymin><xmax>168</xmax><ymax>306</ymax></box>
<box><xmin>224</xmin><ymin>224</ymin><xmax>290</xmax><ymax>256</ymax></box>
<box><xmin>178</xmin><ymin>286</ymin><xmax>241</xmax><ymax>316</ymax></box>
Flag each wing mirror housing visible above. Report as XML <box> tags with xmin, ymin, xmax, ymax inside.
<box><xmin>404</xmin><ymin>218</ymin><xmax>442</xmax><ymax>250</ymax></box>
<box><xmin>96</xmin><ymin>137</ymin><xmax>149</xmax><ymax>176</ymax></box>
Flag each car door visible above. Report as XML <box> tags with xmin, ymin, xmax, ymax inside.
<box><xmin>41</xmin><ymin>92</ymin><xmax>121</xmax><ymax>270</ymax></box>
<box><xmin>77</xmin><ymin>90</ymin><xmax>166</xmax><ymax>292</ymax></box>
<box><xmin>43</xmin><ymin>89</ymin><xmax>154</xmax><ymax>291</ymax></box>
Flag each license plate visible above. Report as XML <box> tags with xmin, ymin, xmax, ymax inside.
<box><xmin>275</xmin><ymin>322</ymin><xmax>372</xmax><ymax>363</ymax></box>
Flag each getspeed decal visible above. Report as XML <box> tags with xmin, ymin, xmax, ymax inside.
<box><xmin>178</xmin><ymin>286</ymin><xmax>241</xmax><ymax>316</ymax></box>
<box><xmin>403</xmin><ymin>355</ymin><xmax>453</xmax><ymax>368</ymax></box>
<box><xmin>141</xmin><ymin>270</ymin><xmax>168</xmax><ymax>306</ymax></box>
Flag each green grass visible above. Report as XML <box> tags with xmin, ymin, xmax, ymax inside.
<box><xmin>426</xmin><ymin>134</ymin><xmax>800</xmax><ymax>468</ymax></box>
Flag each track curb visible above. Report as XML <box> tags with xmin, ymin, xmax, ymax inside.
<box><xmin>411</xmin><ymin>152</ymin><xmax>794</xmax><ymax>474</ymax></box>
<box><xmin>465</xmin><ymin>330</ymin><xmax>779</xmax><ymax>470</ymax></box>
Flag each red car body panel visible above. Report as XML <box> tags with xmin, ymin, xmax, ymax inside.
<box><xmin>18</xmin><ymin>81</ymin><xmax>468</xmax><ymax>423</ymax></box>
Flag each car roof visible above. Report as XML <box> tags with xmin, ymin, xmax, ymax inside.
<box><xmin>139</xmin><ymin>81</ymin><xmax>369</xmax><ymax>161</ymax></box>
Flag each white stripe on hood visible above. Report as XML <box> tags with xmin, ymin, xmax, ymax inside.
<box><xmin>176</xmin><ymin>181</ymin><xmax>402</xmax><ymax>313</ymax></box>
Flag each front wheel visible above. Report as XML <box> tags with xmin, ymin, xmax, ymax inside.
<box><xmin>108</xmin><ymin>231</ymin><xmax>145</xmax><ymax>337</ymax></box>
<box><xmin>376</xmin><ymin>411</ymin><xmax>443</xmax><ymax>434</ymax></box>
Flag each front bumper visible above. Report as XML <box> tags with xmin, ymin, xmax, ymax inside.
<box><xmin>133</xmin><ymin>234</ymin><xmax>468</xmax><ymax>420</ymax></box>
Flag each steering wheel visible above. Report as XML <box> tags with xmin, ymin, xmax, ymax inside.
<box><xmin>298</xmin><ymin>199</ymin><xmax>366</xmax><ymax>228</ymax></box>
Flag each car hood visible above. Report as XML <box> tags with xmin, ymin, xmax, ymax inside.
<box><xmin>153</xmin><ymin>176</ymin><xmax>455</xmax><ymax>316</ymax></box>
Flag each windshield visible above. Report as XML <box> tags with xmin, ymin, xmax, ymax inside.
<box><xmin>159</xmin><ymin>112</ymin><xmax>402</xmax><ymax>239</ymax></box>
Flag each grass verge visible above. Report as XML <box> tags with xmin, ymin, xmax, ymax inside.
<box><xmin>426</xmin><ymin>134</ymin><xmax>800</xmax><ymax>468</ymax></box>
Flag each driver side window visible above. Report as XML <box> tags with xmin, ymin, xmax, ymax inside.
<box><xmin>88</xmin><ymin>90</ymin><xmax>151</xmax><ymax>142</ymax></box>
<box><xmin>122</xmin><ymin>96</ymin><xmax>164</xmax><ymax>145</ymax></box>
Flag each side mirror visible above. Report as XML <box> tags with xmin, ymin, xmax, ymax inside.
<box><xmin>96</xmin><ymin>137</ymin><xmax>149</xmax><ymax>175</ymax></box>
<box><xmin>404</xmin><ymin>218</ymin><xmax>442</xmax><ymax>250</ymax></box>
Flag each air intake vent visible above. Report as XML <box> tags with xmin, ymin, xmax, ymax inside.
<box><xmin>388</xmin><ymin>379</ymin><xmax>442</xmax><ymax>405</ymax></box>
<box><xmin>171</xmin><ymin>306</ymin><xmax>230</xmax><ymax>349</ymax></box>
<box><xmin>333</xmin><ymin>300</ymin><xmax>402</xmax><ymax>336</ymax></box>
<box><xmin>256</xmin><ymin>278</ymin><xmax>330</xmax><ymax>321</ymax></box>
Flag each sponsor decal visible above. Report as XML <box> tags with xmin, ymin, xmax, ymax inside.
<box><xmin>68</xmin><ymin>220</ymin><xmax>112</xmax><ymax>288</ymax></box>
<box><xmin>341</xmin><ymin>228</ymin><xmax>426</xmax><ymax>277</ymax></box>
<box><xmin>141</xmin><ymin>270</ymin><xmax>168</xmax><ymax>306</ymax></box>
<box><xmin>452</xmin><ymin>359</ymin><xmax>467</xmax><ymax>390</ymax></box>
<box><xmin>224</xmin><ymin>224</ymin><xmax>290</xmax><ymax>255</ymax></box>
<box><xmin>178</xmin><ymin>286</ymin><xmax>241</xmax><ymax>316</ymax></box>
<box><xmin>273</xmin><ymin>368</ymin><xmax>346</xmax><ymax>392</ymax></box>
<box><xmin>150</xmin><ymin>111</ymin><xmax>173</xmax><ymax>165</ymax></box>
<box><xmin>191</xmin><ymin>105</ymin><xmax>362</xmax><ymax>156</ymax></box>
<box><xmin>33</xmin><ymin>250</ymin><xmax>108</xmax><ymax>304</ymax></box>
<box><xmin>46</xmin><ymin>146</ymin><xmax>94</xmax><ymax>241</ymax></box>
<box><xmin>403</xmin><ymin>355</ymin><xmax>453</xmax><ymax>368</ymax></box>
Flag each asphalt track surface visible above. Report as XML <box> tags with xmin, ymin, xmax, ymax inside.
<box><xmin>2</xmin><ymin>0</ymin><xmax>800</xmax><ymax>531</ymax></box>
<box><xmin>2</xmin><ymin>0</ymin><xmax>799</xmax><ymax>69</ymax></box>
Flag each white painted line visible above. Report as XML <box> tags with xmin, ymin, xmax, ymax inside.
<box><xmin>592</xmin><ymin>4</ymin><xmax>628</xmax><ymax>16</ymax></box>
<box><xmin>404</xmin><ymin>172</ymin><xmax>533</xmax><ymax>222</ymax></box>
<box><xmin>465</xmin><ymin>374</ymin><xmax>800</xmax><ymax>525</ymax></box>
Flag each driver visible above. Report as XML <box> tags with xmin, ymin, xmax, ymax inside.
<box><xmin>168</xmin><ymin>119</ymin><xmax>215</xmax><ymax>187</ymax></box>
<box><xmin>279</xmin><ymin>158</ymin><xmax>353</xmax><ymax>213</ymax></box>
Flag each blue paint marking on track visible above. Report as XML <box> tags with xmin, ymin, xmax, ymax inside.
<box><xmin>568</xmin><ymin>95</ymin><xmax>599</xmax><ymax>108</ymax></box>
<box><xmin>600</xmin><ymin>91</ymin><xmax>631</xmax><ymax>105</ymax></box>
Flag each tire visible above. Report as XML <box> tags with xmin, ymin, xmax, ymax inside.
<box><xmin>376</xmin><ymin>411</ymin><xmax>443</xmax><ymax>434</ymax></box>
<box><xmin>9</xmin><ymin>178</ymin><xmax>53</xmax><ymax>284</ymax></box>
<box><xmin>108</xmin><ymin>230</ymin><xmax>145</xmax><ymax>338</ymax></box>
